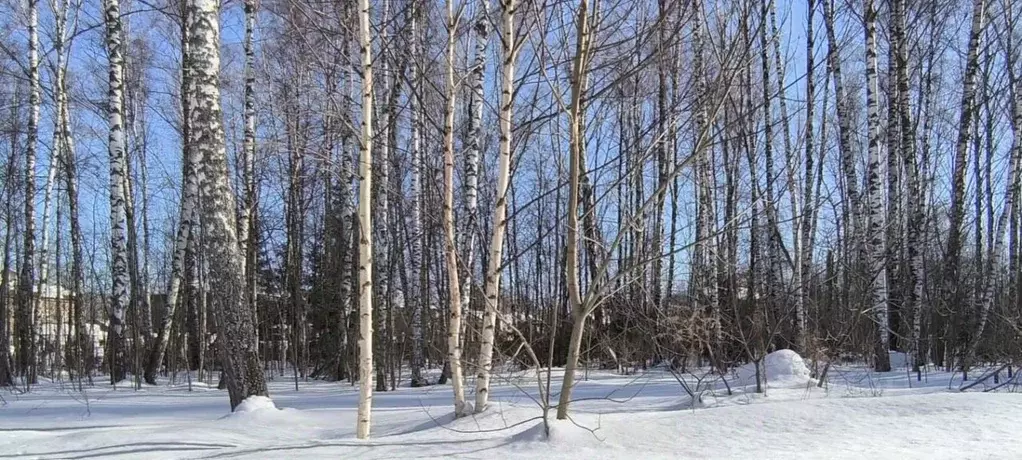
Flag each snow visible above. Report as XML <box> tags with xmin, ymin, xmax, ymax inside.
<box><xmin>735</xmin><ymin>349</ymin><xmax>815</xmax><ymax>389</ymax></box>
<box><xmin>1</xmin><ymin>359</ymin><xmax>1019</xmax><ymax>459</ymax></box>
<box><xmin>231</xmin><ymin>395</ymin><xmax>277</xmax><ymax>414</ymax></box>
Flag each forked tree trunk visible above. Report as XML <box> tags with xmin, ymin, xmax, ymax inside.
<box><xmin>474</xmin><ymin>0</ymin><xmax>516</xmax><ymax>414</ymax></box>
<box><xmin>823</xmin><ymin>0</ymin><xmax>862</xmax><ymax>260</ymax></box>
<box><xmin>795</xmin><ymin>0</ymin><xmax>817</xmax><ymax>352</ymax></box>
<box><xmin>145</xmin><ymin>2</ymin><xmax>199</xmax><ymax>385</ymax></box>
<box><xmin>556</xmin><ymin>0</ymin><xmax>593</xmax><ymax>421</ymax></box>
<box><xmin>942</xmin><ymin>0</ymin><xmax>986</xmax><ymax>369</ymax></box>
<box><xmin>55</xmin><ymin>19</ymin><xmax>87</xmax><ymax>382</ymax></box>
<box><xmin>963</xmin><ymin>35</ymin><xmax>1022</xmax><ymax>371</ymax></box>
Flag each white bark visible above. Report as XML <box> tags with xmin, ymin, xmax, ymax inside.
<box><xmin>459</xmin><ymin>0</ymin><xmax>487</xmax><ymax>366</ymax></box>
<box><xmin>373</xmin><ymin>0</ymin><xmax>392</xmax><ymax>392</ymax></box>
<box><xmin>188</xmin><ymin>0</ymin><xmax>267</xmax><ymax>409</ymax></box>
<box><xmin>864</xmin><ymin>0</ymin><xmax>890</xmax><ymax>372</ymax></box>
<box><xmin>240</xmin><ymin>0</ymin><xmax>258</xmax><ymax>323</ymax></box>
<box><xmin>474</xmin><ymin>0</ymin><xmax>516</xmax><ymax>413</ymax></box>
<box><xmin>943</xmin><ymin>0</ymin><xmax>986</xmax><ymax>368</ymax></box>
<box><xmin>442</xmin><ymin>0</ymin><xmax>468</xmax><ymax>416</ymax></box>
<box><xmin>408</xmin><ymin>0</ymin><xmax>426</xmax><ymax>388</ymax></box>
<box><xmin>145</xmin><ymin>6</ymin><xmax>199</xmax><ymax>384</ymax></box>
<box><xmin>823</xmin><ymin>0</ymin><xmax>862</xmax><ymax>255</ymax></box>
<box><xmin>16</xmin><ymin>0</ymin><xmax>40</xmax><ymax>384</ymax></box>
<box><xmin>355</xmin><ymin>0</ymin><xmax>375</xmax><ymax>439</ymax></box>
<box><xmin>103</xmin><ymin>0</ymin><xmax>130</xmax><ymax>383</ymax></box>
<box><xmin>964</xmin><ymin>45</ymin><xmax>1022</xmax><ymax>369</ymax></box>
<box><xmin>795</xmin><ymin>0</ymin><xmax>817</xmax><ymax>352</ymax></box>
<box><xmin>891</xmin><ymin>0</ymin><xmax>924</xmax><ymax>374</ymax></box>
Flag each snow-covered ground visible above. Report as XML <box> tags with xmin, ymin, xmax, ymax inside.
<box><xmin>1</xmin><ymin>352</ymin><xmax>1019</xmax><ymax>459</ymax></box>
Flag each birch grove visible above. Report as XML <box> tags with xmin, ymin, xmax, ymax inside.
<box><xmin>0</xmin><ymin>0</ymin><xmax>1019</xmax><ymax>439</ymax></box>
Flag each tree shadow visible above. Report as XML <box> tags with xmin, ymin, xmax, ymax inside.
<box><xmin>0</xmin><ymin>441</ymin><xmax>236</xmax><ymax>459</ymax></box>
<box><xmin>0</xmin><ymin>425</ymin><xmax>125</xmax><ymax>433</ymax></box>
<box><xmin>200</xmin><ymin>438</ymin><xmax>509</xmax><ymax>459</ymax></box>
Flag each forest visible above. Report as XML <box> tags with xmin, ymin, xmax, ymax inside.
<box><xmin>0</xmin><ymin>0</ymin><xmax>1020</xmax><ymax>451</ymax></box>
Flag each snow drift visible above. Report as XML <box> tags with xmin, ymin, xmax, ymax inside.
<box><xmin>735</xmin><ymin>349</ymin><xmax>814</xmax><ymax>388</ymax></box>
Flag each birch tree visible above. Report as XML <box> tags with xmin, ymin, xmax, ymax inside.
<box><xmin>372</xmin><ymin>0</ymin><xmax>392</xmax><ymax>392</ymax></box>
<box><xmin>962</xmin><ymin>16</ymin><xmax>1021</xmax><ymax>372</ymax></box>
<box><xmin>474</xmin><ymin>0</ymin><xmax>517</xmax><ymax>413</ymax></box>
<box><xmin>103</xmin><ymin>0</ymin><xmax>131</xmax><ymax>383</ymax></box>
<box><xmin>442</xmin><ymin>0</ymin><xmax>469</xmax><ymax>416</ymax></box>
<box><xmin>145</xmin><ymin>0</ymin><xmax>197</xmax><ymax>384</ymax></box>
<box><xmin>188</xmin><ymin>0</ymin><xmax>267</xmax><ymax>409</ymax></box>
<box><xmin>942</xmin><ymin>0</ymin><xmax>986</xmax><ymax>373</ymax></box>
<box><xmin>891</xmin><ymin>0</ymin><xmax>925</xmax><ymax>377</ymax></box>
<box><xmin>458</xmin><ymin>0</ymin><xmax>487</xmax><ymax>378</ymax></box>
<box><xmin>407</xmin><ymin>0</ymin><xmax>426</xmax><ymax>388</ymax></box>
<box><xmin>355</xmin><ymin>0</ymin><xmax>375</xmax><ymax>438</ymax></box>
<box><xmin>15</xmin><ymin>0</ymin><xmax>41</xmax><ymax>385</ymax></box>
<box><xmin>795</xmin><ymin>0</ymin><xmax>817</xmax><ymax>352</ymax></box>
<box><xmin>240</xmin><ymin>0</ymin><xmax>258</xmax><ymax>321</ymax></box>
<box><xmin>556</xmin><ymin>0</ymin><xmax>594</xmax><ymax>421</ymax></box>
<box><xmin>863</xmin><ymin>0</ymin><xmax>890</xmax><ymax>372</ymax></box>
<box><xmin>823</xmin><ymin>0</ymin><xmax>862</xmax><ymax>264</ymax></box>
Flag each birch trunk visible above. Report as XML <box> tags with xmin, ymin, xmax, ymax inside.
<box><xmin>145</xmin><ymin>2</ymin><xmax>197</xmax><ymax>385</ymax></box>
<box><xmin>16</xmin><ymin>0</ymin><xmax>41</xmax><ymax>384</ymax></box>
<box><xmin>188</xmin><ymin>0</ymin><xmax>267</xmax><ymax>409</ymax></box>
<box><xmin>240</xmin><ymin>0</ymin><xmax>258</xmax><ymax>327</ymax></box>
<box><xmin>355</xmin><ymin>0</ymin><xmax>374</xmax><ymax>438</ymax></box>
<box><xmin>823</xmin><ymin>0</ymin><xmax>862</xmax><ymax>256</ymax></box>
<box><xmin>892</xmin><ymin>0</ymin><xmax>924</xmax><ymax>376</ymax></box>
<box><xmin>0</xmin><ymin>147</ymin><xmax>14</xmax><ymax>385</ymax></box>
<box><xmin>884</xmin><ymin>4</ymin><xmax>903</xmax><ymax>352</ymax></box>
<box><xmin>408</xmin><ymin>0</ymin><xmax>426</xmax><ymax>388</ymax></box>
<box><xmin>942</xmin><ymin>0</ymin><xmax>986</xmax><ymax>361</ymax></box>
<box><xmin>474</xmin><ymin>0</ymin><xmax>516</xmax><ymax>413</ymax></box>
<box><xmin>372</xmin><ymin>0</ymin><xmax>392</xmax><ymax>392</ymax></box>
<box><xmin>759</xmin><ymin>0</ymin><xmax>781</xmax><ymax>339</ymax></box>
<box><xmin>795</xmin><ymin>0</ymin><xmax>817</xmax><ymax>352</ymax></box>
<box><xmin>53</xmin><ymin>4</ymin><xmax>87</xmax><ymax>381</ymax></box>
<box><xmin>336</xmin><ymin>19</ymin><xmax>356</xmax><ymax>383</ymax></box>
<box><xmin>864</xmin><ymin>0</ymin><xmax>890</xmax><ymax>372</ymax></box>
<box><xmin>103</xmin><ymin>0</ymin><xmax>130</xmax><ymax>383</ymax></box>
<box><xmin>458</xmin><ymin>0</ymin><xmax>487</xmax><ymax>374</ymax></box>
<box><xmin>442</xmin><ymin>0</ymin><xmax>468</xmax><ymax>416</ymax></box>
<box><xmin>963</xmin><ymin>36</ymin><xmax>1021</xmax><ymax>370</ymax></box>
<box><xmin>696</xmin><ymin>0</ymin><xmax>719</xmax><ymax>345</ymax></box>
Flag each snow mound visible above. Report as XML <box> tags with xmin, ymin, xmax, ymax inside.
<box><xmin>736</xmin><ymin>349</ymin><xmax>813</xmax><ymax>388</ymax></box>
<box><xmin>508</xmin><ymin>419</ymin><xmax>603</xmax><ymax>449</ymax></box>
<box><xmin>233</xmin><ymin>396</ymin><xmax>277</xmax><ymax>414</ymax></box>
